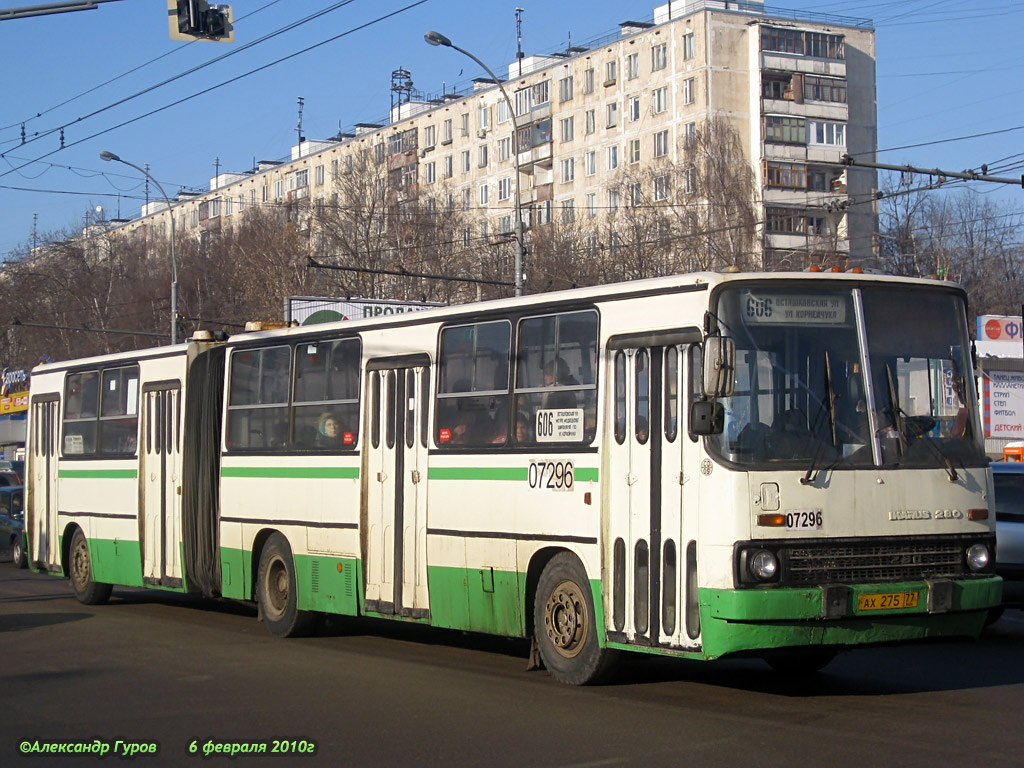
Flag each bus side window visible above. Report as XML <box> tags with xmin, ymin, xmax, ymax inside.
<box><xmin>614</xmin><ymin>351</ymin><xmax>627</xmax><ymax>445</ymax></box>
<box><xmin>687</xmin><ymin>345</ymin><xmax>703</xmax><ymax>443</ymax></box>
<box><xmin>436</xmin><ymin>320</ymin><xmax>512</xmax><ymax>448</ymax></box>
<box><xmin>664</xmin><ymin>347</ymin><xmax>678</xmax><ymax>443</ymax></box>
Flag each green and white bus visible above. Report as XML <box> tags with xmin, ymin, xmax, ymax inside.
<box><xmin>25</xmin><ymin>271</ymin><xmax>1001</xmax><ymax>684</ymax></box>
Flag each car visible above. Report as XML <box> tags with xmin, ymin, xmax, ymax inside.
<box><xmin>992</xmin><ymin>462</ymin><xmax>1024</xmax><ymax>579</ymax></box>
<box><xmin>0</xmin><ymin>485</ymin><xmax>26</xmax><ymax>568</ymax></box>
<box><xmin>0</xmin><ymin>469</ymin><xmax>21</xmax><ymax>488</ymax></box>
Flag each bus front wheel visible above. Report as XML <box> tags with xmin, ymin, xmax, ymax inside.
<box><xmin>256</xmin><ymin>533</ymin><xmax>317</xmax><ymax>638</ymax></box>
<box><xmin>68</xmin><ymin>528</ymin><xmax>112</xmax><ymax>605</ymax></box>
<box><xmin>533</xmin><ymin>553</ymin><xmax>618</xmax><ymax>685</ymax></box>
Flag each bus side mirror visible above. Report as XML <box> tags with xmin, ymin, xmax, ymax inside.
<box><xmin>690</xmin><ymin>400</ymin><xmax>724</xmax><ymax>436</ymax></box>
<box><xmin>703</xmin><ymin>337</ymin><xmax>736</xmax><ymax>397</ymax></box>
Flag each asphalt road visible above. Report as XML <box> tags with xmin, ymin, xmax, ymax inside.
<box><xmin>2</xmin><ymin>562</ymin><xmax>1023</xmax><ymax>767</ymax></box>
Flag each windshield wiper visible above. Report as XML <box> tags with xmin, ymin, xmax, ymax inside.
<box><xmin>884</xmin><ymin>363</ymin><xmax>958</xmax><ymax>481</ymax></box>
<box><xmin>801</xmin><ymin>351</ymin><xmax>839</xmax><ymax>486</ymax></box>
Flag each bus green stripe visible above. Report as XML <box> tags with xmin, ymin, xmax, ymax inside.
<box><xmin>428</xmin><ymin>466</ymin><xmax>599</xmax><ymax>482</ymax></box>
<box><xmin>221</xmin><ymin>467</ymin><xmax>360</xmax><ymax>479</ymax></box>
<box><xmin>58</xmin><ymin>469</ymin><xmax>138</xmax><ymax>479</ymax></box>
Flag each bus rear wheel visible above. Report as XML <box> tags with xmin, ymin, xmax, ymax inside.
<box><xmin>257</xmin><ymin>533</ymin><xmax>317</xmax><ymax>638</ymax></box>
<box><xmin>68</xmin><ymin>528</ymin><xmax>112</xmax><ymax>605</ymax></box>
<box><xmin>533</xmin><ymin>552</ymin><xmax>618</xmax><ymax>685</ymax></box>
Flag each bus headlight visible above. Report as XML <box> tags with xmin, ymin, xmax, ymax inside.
<box><xmin>965</xmin><ymin>543</ymin><xmax>991</xmax><ymax>572</ymax></box>
<box><xmin>749</xmin><ymin>550</ymin><xmax>779</xmax><ymax>581</ymax></box>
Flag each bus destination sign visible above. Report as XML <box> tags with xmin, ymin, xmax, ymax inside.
<box><xmin>742</xmin><ymin>292</ymin><xmax>847</xmax><ymax>325</ymax></box>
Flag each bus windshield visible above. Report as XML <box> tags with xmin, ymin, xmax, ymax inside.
<box><xmin>707</xmin><ymin>284</ymin><xmax>985</xmax><ymax>470</ymax></box>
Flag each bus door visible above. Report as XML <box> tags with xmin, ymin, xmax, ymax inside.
<box><xmin>29</xmin><ymin>396</ymin><xmax>61</xmax><ymax>572</ymax></box>
<box><xmin>363</xmin><ymin>356</ymin><xmax>430</xmax><ymax>619</ymax></box>
<box><xmin>140</xmin><ymin>383</ymin><xmax>182</xmax><ymax>588</ymax></box>
<box><xmin>605</xmin><ymin>333</ymin><xmax>702</xmax><ymax>650</ymax></box>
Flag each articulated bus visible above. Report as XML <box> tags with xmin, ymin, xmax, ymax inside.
<box><xmin>25</xmin><ymin>272</ymin><xmax>1001</xmax><ymax>684</ymax></box>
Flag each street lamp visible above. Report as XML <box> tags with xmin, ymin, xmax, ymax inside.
<box><xmin>424</xmin><ymin>30</ymin><xmax>525</xmax><ymax>297</ymax></box>
<box><xmin>100</xmin><ymin>150</ymin><xmax>180</xmax><ymax>345</ymax></box>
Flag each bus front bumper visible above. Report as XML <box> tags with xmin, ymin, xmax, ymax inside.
<box><xmin>698</xmin><ymin>576</ymin><xmax>1002</xmax><ymax>658</ymax></box>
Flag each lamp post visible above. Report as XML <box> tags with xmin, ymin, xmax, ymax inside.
<box><xmin>100</xmin><ymin>150</ymin><xmax>179</xmax><ymax>344</ymax></box>
<box><xmin>424</xmin><ymin>30</ymin><xmax>525</xmax><ymax>297</ymax></box>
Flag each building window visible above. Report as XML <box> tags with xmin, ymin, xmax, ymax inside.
<box><xmin>559</xmin><ymin>75</ymin><xmax>574</xmax><ymax>102</ymax></box>
<box><xmin>294</xmin><ymin>168</ymin><xmax>309</xmax><ymax>189</ymax></box>
<box><xmin>478</xmin><ymin>144</ymin><xmax>489</xmax><ymax>168</ymax></box>
<box><xmin>652</xmin><ymin>86</ymin><xmax>668</xmax><ymax>114</ymax></box>
<box><xmin>562</xmin><ymin>157</ymin><xmax>575</xmax><ymax>183</ymax></box>
<box><xmin>479</xmin><ymin>184</ymin><xmax>489</xmax><ymax>206</ymax></box>
<box><xmin>682</xmin><ymin>77</ymin><xmax>695</xmax><ymax>105</ymax></box>
<box><xmin>766</xmin><ymin>206</ymin><xmax>806</xmax><ymax>234</ymax></box>
<box><xmin>478</xmin><ymin>106</ymin><xmax>489</xmax><ymax>131</ymax></box>
<box><xmin>442</xmin><ymin>119</ymin><xmax>453</xmax><ymax>144</ymax></box>
<box><xmin>630</xmin><ymin>182</ymin><xmax>642</xmax><ymax>207</ymax></box>
<box><xmin>605</xmin><ymin>60</ymin><xmax>617</xmax><ymax>85</ymax></box>
<box><xmin>654</xmin><ymin>174</ymin><xmax>670</xmax><ymax>201</ymax></box>
<box><xmin>460</xmin><ymin>150</ymin><xmax>469</xmax><ymax>174</ymax></box>
<box><xmin>684</xmin><ymin>166</ymin><xmax>696</xmax><ymax>194</ymax></box>
<box><xmin>682</xmin><ymin>33</ymin><xmax>694</xmax><ymax>60</ymax></box>
<box><xmin>274</xmin><ymin>180</ymin><xmax>283</xmax><ymax>198</ymax></box>
<box><xmin>654</xmin><ymin>129</ymin><xmax>669</xmax><ymax>158</ymax></box>
<box><xmin>584</xmin><ymin>109</ymin><xmax>596</xmax><ymax>135</ymax></box>
<box><xmin>805</xmin><ymin>75</ymin><xmax>847</xmax><ymax>104</ymax></box>
<box><xmin>498</xmin><ymin>137</ymin><xmax>511</xmax><ymax>162</ymax></box>
<box><xmin>628</xmin><ymin>95</ymin><xmax>641</xmax><ymax>122</ymax></box>
<box><xmin>652</xmin><ymin>42</ymin><xmax>667</xmax><ymax>71</ymax></box>
<box><xmin>625</xmin><ymin>52</ymin><xmax>639</xmax><ymax>80</ymax></box>
<box><xmin>444</xmin><ymin>156</ymin><xmax>454</xmax><ymax>178</ymax></box>
<box><xmin>762</xmin><ymin>27</ymin><xmax>844</xmax><ymax>59</ymax></box>
<box><xmin>584</xmin><ymin>68</ymin><xmax>595</xmax><ymax>94</ymax></box>
<box><xmin>315</xmin><ymin>165</ymin><xmax>325</xmax><ymax>186</ymax></box>
<box><xmin>498</xmin><ymin>177</ymin><xmax>512</xmax><ymax>201</ymax></box>
<box><xmin>460</xmin><ymin>113</ymin><xmax>470</xmax><ymax>137</ymax></box>
<box><xmin>560</xmin><ymin>116</ymin><xmax>574</xmax><ymax>142</ymax></box>
<box><xmin>628</xmin><ymin>138</ymin><xmax>641</xmax><ymax>164</ymax></box>
<box><xmin>683</xmin><ymin>122</ymin><xmax>696</xmax><ymax>148</ymax></box>
<box><xmin>497</xmin><ymin>100</ymin><xmax>512</xmax><ymax>124</ymax></box>
<box><xmin>808</xmin><ymin>120</ymin><xmax>845</xmax><ymax>146</ymax></box>
<box><xmin>514</xmin><ymin>80</ymin><xmax>550</xmax><ymax>115</ymax></box>
<box><xmin>607</xmin><ymin>144</ymin><xmax>619</xmax><ymax>170</ymax></box>
<box><xmin>500</xmin><ymin>215</ymin><xmax>513</xmax><ymax>234</ymax></box>
<box><xmin>762</xmin><ymin>71</ymin><xmax>794</xmax><ymax>101</ymax></box>
<box><xmin>608</xmin><ymin>187</ymin><xmax>619</xmax><ymax>212</ymax></box>
<box><xmin>462</xmin><ymin>188</ymin><xmax>471</xmax><ymax>210</ymax></box>
<box><xmin>764</xmin><ymin>160</ymin><xmax>806</xmax><ymax>189</ymax></box>
<box><xmin>562</xmin><ymin>199</ymin><xmax>575</xmax><ymax>222</ymax></box>
<box><xmin>425</xmin><ymin>162</ymin><xmax>436</xmax><ymax>184</ymax></box>
<box><xmin>606</xmin><ymin>101</ymin><xmax>618</xmax><ymax>128</ymax></box>
<box><xmin>585</xmin><ymin>150</ymin><xmax>596</xmax><ymax>176</ymax></box>
<box><xmin>424</xmin><ymin>125</ymin><xmax>436</xmax><ymax>147</ymax></box>
<box><xmin>586</xmin><ymin>192</ymin><xmax>597</xmax><ymax>218</ymax></box>
<box><xmin>764</xmin><ymin>115</ymin><xmax>806</xmax><ymax>144</ymax></box>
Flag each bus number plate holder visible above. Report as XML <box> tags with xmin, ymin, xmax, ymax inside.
<box><xmin>856</xmin><ymin>591</ymin><xmax>919</xmax><ymax>611</ymax></box>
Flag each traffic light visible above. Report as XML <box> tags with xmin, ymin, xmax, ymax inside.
<box><xmin>168</xmin><ymin>1</ymin><xmax>234</xmax><ymax>43</ymax></box>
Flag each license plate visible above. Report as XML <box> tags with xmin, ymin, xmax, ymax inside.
<box><xmin>856</xmin><ymin>591</ymin><xmax>919</xmax><ymax>611</ymax></box>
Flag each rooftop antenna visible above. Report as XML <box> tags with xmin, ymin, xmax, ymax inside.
<box><xmin>297</xmin><ymin>96</ymin><xmax>305</xmax><ymax>144</ymax></box>
<box><xmin>391</xmin><ymin>68</ymin><xmax>414</xmax><ymax>112</ymax></box>
<box><xmin>213</xmin><ymin>156</ymin><xmax>221</xmax><ymax>184</ymax></box>
<box><xmin>515</xmin><ymin>7</ymin><xmax>525</xmax><ymax>77</ymax></box>
<box><xmin>143</xmin><ymin>162</ymin><xmax>151</xmax><ymax>206</ymax></box>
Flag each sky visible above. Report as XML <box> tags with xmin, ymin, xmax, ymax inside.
<box><xmin>0</xmin><ymin>0</ymin><xmax>1022</xmax><ymax>258</ymax></box>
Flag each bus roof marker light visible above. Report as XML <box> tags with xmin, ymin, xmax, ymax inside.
<box><xmin>967</xmin><ymin>508</ymin><xmax>988</xmax><ymax>521</ymax></box>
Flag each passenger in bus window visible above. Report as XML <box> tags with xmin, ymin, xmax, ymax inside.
<box><xmin>316</xmin><ymin>413</ymin><xmax>343</xmax><ymax>447</ymax></box>
<box><xmin>516</xmin><ymin>410</ymin><xmax>533</xmax><ymax>443</ymax></box>
<box><xmin>542</xmin><ymin>357</ymin><xmax>579</xmax><ymax>409</ymax></box>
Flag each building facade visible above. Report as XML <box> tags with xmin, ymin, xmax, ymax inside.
<box><xmin>115</xmin><ymin>1</ymin><xmax>877</xmax><ymax>276</ymax></box>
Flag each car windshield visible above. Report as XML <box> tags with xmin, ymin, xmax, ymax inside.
<box><xmin>707</xmin><ymin>283</ymin><xmax>986</xmax><ymax>470</ymax></box>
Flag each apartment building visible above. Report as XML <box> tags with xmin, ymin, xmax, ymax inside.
<box><xmin>117</xmin><ymin>1</ymin><xmax>877</xmax><ymax>271</ymax></box>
